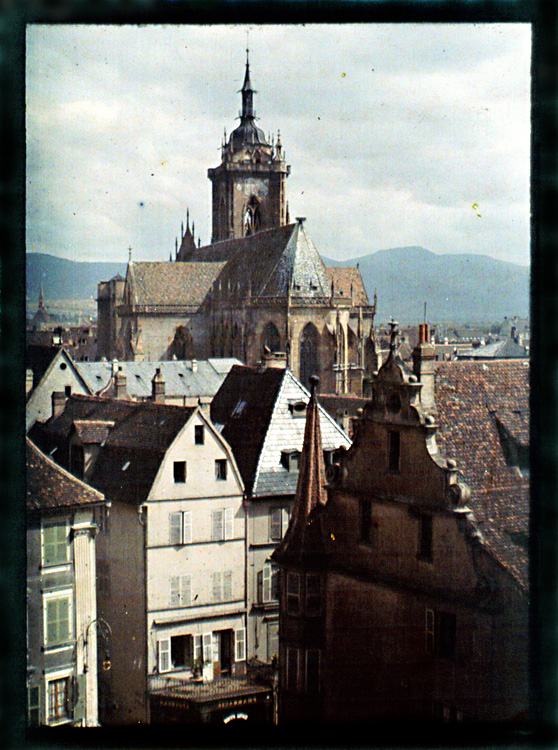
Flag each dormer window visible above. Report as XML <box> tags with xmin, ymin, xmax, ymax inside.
<box><xmin>289</xmin><ymin>400</ymin><xmax>307</xmax><ymax>417</ymax></box>
<box><xmin>281</xmin><ymin>450</ymin><xmax>300</xmax><ymax>472</ymax></box>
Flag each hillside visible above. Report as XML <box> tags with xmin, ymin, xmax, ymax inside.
<box><xmin>27</xmin><ymin>247</ymin><xmax>529</xmax><ymax>325</ymax></box>
<box><xmin>26</xmin><ymin>253</ymin><xmax>127</xmax><ymax>305</ymax></box>
<box><xmin>324</xmin><ymin>246</ymin><xmax>530</xmax><ymax>324</ymax></box>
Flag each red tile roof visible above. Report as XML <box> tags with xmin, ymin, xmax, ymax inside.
<box><xmin>434</xmin><ymin>359</ymin><xmax>529</xmax><ymax>589</ymax></box>
<box><xmin>26</xmin><ymin>437</ymin><xmax>104</xmax><ymax>511</ymax></box>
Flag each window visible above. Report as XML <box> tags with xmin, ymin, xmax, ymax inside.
<box><xmin>286</xmin><ymin>572</ymin><xmax>300</xmax><ymax>615</ymax></box>
<box><xmin>211</xmin><ymin>508</ymin><xmax>233</xmax><ymax>541</ymax></box>
<box><xmin>305</xmin><ymin>573</ymin><xmax>322</xmax><ymax>616</ymax></box>
<box><xmin>388</xmin><ymin>430</ymin><xmax>401</xmax><ymax>471</ymax></box>
<box><xmin>235</xmin><ymin>628</ymin><xmax>246</xmax><ymax>662</ymax></box>
<box><xmin>170</xmin><ymin>634</ymin><xmax>193</xmax><ymax>669</ymax></box>
<box><xmin>267</xmin><ymin>621</ymin><xmax>279</xmax><ymax>662</ymax></box>
<box><xmin>64</xmin><ymin>385</ymin><xmax>72</xmax><ymax>397</ymax></box>
<box><xmin>285</xmin><ymin>648</ymin><xmax>322</xmax><ymax>694</ymax></box>
<box><xmin>270</xmin><ymin>507</ymin><xmax>289</xmax><ymax>540</ymax></box>
<box><xmin>169</xmin><ymin>511</ymin><xmax>192</xmax><ymax>545</ymax></box>
<box><xmin>212</xmin><ymin>570</ymin><xmax>233</xmax><ymax>602</ymax></box>
<box><xmin>47</xmin><ymin>676</ymin><xmax>70</xmax><ymax>723</ymax></box>
<box><xmin>194</xmin><ymin>425</ymin><xmax>204</xmax><ymax>445</ymax></box>
<box><xmin>360</xmin><ymin>500</ymin><xmax>376</xmax><ymax>546</ymax></box>
<box><xmin>170</xmin><ymin>575</ymin><xmax>192</xmax><ymax>607</ymax></box>
<box><xmin>305</xmin><ymin>649</ymin><xmax>321</xmax><ymax>693</ymax></box>
<box><xmin>286</xmin><ymin>647</ymin><xmax>300</xmax><ymax>692</ymax></box>
<box><xmin>27</xmin><ymin>685</ymin><xmax>40</xmax><ymax>727</ymax></box>
<box><xmin>426</xmin><ymin>609</ymin><xmax>456</xmax><ymax>659</ymax></box>
<box><xmin>215</xmin><ymin>458</ymin><xmax>227</xmax><ymax>480</ymax></box>
<box><xmin>281</xmin><ymin>450</ymin><xmax>300</xmax><ymax>472</ymax></box>
<box><xmin>42</xmin><ymin>521</ymin><xmax>68</xmax><ymax>566</ymax></box>
<box><xmin>259</xmin><ymin>563</ymin><xmax>279</xmax><ymax>603</ymax></box>
<box><xmin>44</xmin><ymin>593</ymin><xmax>72</xmax><ymax>647</ymax></box>
<box><xmin>70</xmin><ymin>444</ymin><xmax>84</xmax><ymax>478</ymax></box>
<box><xmin>202</xmin><ymin>632</ymin><xmax>212</xmax><ymax>663</ymax></box>
<box><xmin>173</xmin><ymin>461</ymin><xmax>186</xmax><ymax>483</ymax></box>
<box><xmin>418</xmin><ymin>514</ymin><xmax>433</xmax><ymax>561</ymax></box>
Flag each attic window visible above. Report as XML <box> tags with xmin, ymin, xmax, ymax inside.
<box><xmin>281</xmin><ymin>450</ymin><xmax>300</xmax><ymax>472</ymax></box>
<box><xmin>232</xmin><ymin>399</ymin><xmax>247</xmax><ymax>417</ymax></box>
<box><xmin>59</xmin><ymin>362</ymin><xmax>67</xmax><ymax>370</ymax></box>
<box><xmin>96</xmin><ymin>375</ymin><xmax>102</xmax><ymax>381</ymax></box>
<box><xmin>289</xmin><ymin>400</ymin><xmax>307</xmax><ymax>417</ymax></box>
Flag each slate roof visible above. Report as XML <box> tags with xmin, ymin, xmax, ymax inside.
<box><xmin>30</xmin><ymin>394</ymin><xmax>196</xmax><ymax>506</ymax></box>
<box><xmin>75</xmin><ymin>359</ymin><xmax>241</xmax><ymax>400</ymax></box>
<box><xmin>210</xmin><ymin>365</ymin><xmax>351</xmax><ymax>497</ymax></box>
<box><xmin>457</xmin><ymin>338</ymin><xmax>528</xmax><ymax>359</ymax></box>
<box><xmin>434</xmin><ymin>359</ymin><xmax>530</xmax><ymax>589</ymax></box>
<box><xmin>26</xmin><ymin>437</ymin><xmax>105</xmax><ymax>512</ymax></box>
<box><xmin>128</xmin><ymin>261</ymin><xmax>226</xmax><ymax>308</ymax></box>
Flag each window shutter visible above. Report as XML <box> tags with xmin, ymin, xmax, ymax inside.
<box><xmin>212</xmin><ymin>572</ymin><xmax>222</xmax><ymax>602</ymax></box>
<box><xmin>282</xmin><ymin>507</ymin><xmax>290</xmax><ymax>535</ymax></box>
<box><xmin>224</xmin><ymin>508</ymin><xmax>234</xmax><ymax>539</ymax></box>
<box><xmin>169</xmin><ymin>512</ymin><xmax>182</xmax><ymax>545</ymax></box>
<box><xmin>193</xmin><ymin>634</ymin><xmax>202</xmax><ymax>664</ymax></box>
<box><xmin>158</xmin><ymin>638</ymin><xmax>171</xmax><ymax>673</ymax></box>
<box><xmin>211</xmin><ymin>510</ymin><xmax>224</xmax><ymax>541</ymax></box>
<box><xmin>270</xmin><ymin>509</ymin><xmax>282</xmax><ymax>540</ymax></box>
<box><xmin>180</xmin><ymin>575</ymin><xmax>191</xmax><ymax>606</ymax></box>
<box><xmin>183</xmin><ymin>511</ymin><xmax>192</xmax><ymax>544</ymax></box>
<box><xmin>235</xmin><ymin>628</ymin><xmax>246</xmax><ymax>662</ymax></box>
<box><xmin>170</xmin><ymin>576</ymin><xmax>180</xmax><ymax>607</ymax></box>
<box><xmin>211</xmin><ymin>633</ymin><xmax>219</xmax><ymax>663</ymax></box>
<box><xmin>262</xmin><ymin>564</ymin><xmax>271</xmax><ymax>603</ymax></box>
<box><xmin>306</xmin><ymin>649</ymin><xmax>321</xmax><ymax>693</ymax></box>
<box><xmin>223</xmin><ymin>570</ymin><xmax>232</xmax><ymax>601</ymax></box>
<box><xmin>202</xmin><ymin>633</ymin><xmax>212</xmax><ymax>663</ymax></box>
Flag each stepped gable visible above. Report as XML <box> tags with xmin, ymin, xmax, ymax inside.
<box><xmin>128</xmin><ymin>261</ymin><xmax>226</xmax><ymax>308</ymax></box>
<box><xmin>326</xmin><ymin>266</ymin><xmax>370</xmax><ymax>306</ymax></box>
<box><xmin>26</xmin><ymin>436</ymin><xmax>104</xmax><ymax>511</ymax></box>
<box><xmin>210</xmin><ymin>364</ymin><xmax>285</xmax><ymax>494</ymax></box>
<box><xmin>434</xmin><ymin>359</ymin><xmax>530</xmax><ymax>589</ymax></box>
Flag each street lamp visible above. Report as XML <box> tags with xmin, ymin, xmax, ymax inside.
<box><xmin>84</xmin><ymin>617</ymin><xmax>112</xmax><ymax>673</ymax></box>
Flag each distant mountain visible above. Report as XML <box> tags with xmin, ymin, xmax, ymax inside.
<box><xmin>27</xmin><ymin>253</ymin><xmax>127</xmax><ymax>304</ymax></box>
<box><xmin>323</xmin><ymin>246</ymin><xmax>530</xmax><ymax>324</ymax></box>
<box><xmin>27</xmin><ymin>247</ymin><xmax>530</xmax><ymax>326</ymax></box>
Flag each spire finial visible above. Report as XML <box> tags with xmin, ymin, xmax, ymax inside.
<box><xmin>389</xmin><ymin>319</ymin><xmax>399</xmax><ymax>355</ymax></box>
<box><xmin>128</xmin><ymin>246</ymin><xmax>132</xmax><ymax>262</ymax></box>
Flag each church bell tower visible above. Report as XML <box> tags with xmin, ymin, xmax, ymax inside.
<box><xmin>208</xmin><ymin>50</ymin><xmax>290</xmax><ymax>243</ymax></box>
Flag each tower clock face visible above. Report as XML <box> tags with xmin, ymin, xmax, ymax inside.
<box><xmin>236</xmin><ymin>178</ymin><xmax>268</xmax><ymax>197</ymax></box>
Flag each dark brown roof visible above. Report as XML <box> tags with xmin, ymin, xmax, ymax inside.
<box><xmin>326</xmin><ymin>267</ymin><xmax>370</xmax><ymax>306</ymax></box>
<box><xmin>129</xmin><ymin>261</ymin><xmax>226</xmax><ymax>307</ymax></box>
<box><xmin>210</xmin><ymin>365</ymin><xmax>285</xmax><ymax>494</ymax></box>
<box><xmin>434</xmin><ymin>359</ymin><xmax>530</xmax><ymax>589</ymax></box>
<box><xmin>26</xmin><ymin>437</ymin><xmax>104</xmax><ymax>511</ymax></box>
<box><xmin>30</xmin><ymin>394</ymin><xmax>196</xmax><ymax>506</ymax></box>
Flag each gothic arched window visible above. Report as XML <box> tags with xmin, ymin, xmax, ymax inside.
<box><xmin>299</xmin><ymin>323</ymin><xmax>320</xmax><ymax>390</ymax></box>
<box><xmin>261</xmin><ymin>322</ymin><xmax>281</xmax><ymax>355</ymax></box>
<box><xmin>244</xmin><ymin>195</ymin><xmax>261</xmax><ymax>237</ymax></box>
<box><xmin>171</xmin><ymin>326</ymin><xmax>194</xmax><ymax>360</ymax></box>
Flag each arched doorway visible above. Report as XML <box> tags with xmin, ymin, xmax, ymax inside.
<box><xmin>299</xmin><ymin>323</ymin><xmax>320</xmax><ymax>389</ymax></box>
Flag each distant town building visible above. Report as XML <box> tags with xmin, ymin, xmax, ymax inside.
<box><xmin>98</xmin><ymin>55</ymin><xmax>377</xmax><ymax>395</ymax></box>
<box><xmin>273</xmin><ymin>324</ymin><xmax>528</xmax><ymax>724</ymax></box>
<box><xmin>210</xmin><ymin>361</ymin><xmax>351</xmax><ymax>665</ymax></box>
<box><xmin>26</xmin><ymin>437</ymin><xmax>107</xmax><ymax>727</ymax></box>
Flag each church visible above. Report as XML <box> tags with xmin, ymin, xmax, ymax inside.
<box><xmin>98</xmin><ymin>53</ymin><xmax>377</xmax><ymax>395</ymax></box>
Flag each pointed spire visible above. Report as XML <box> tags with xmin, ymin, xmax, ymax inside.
<box><xmin>186</xmin><ymin>208</ymin><xmax>190</xmax><ymax>233</ymax></box>
<box><xmin>38</xmin><ymin>280</ymin><xmax>45</xmax><ymax>310</ymax></box>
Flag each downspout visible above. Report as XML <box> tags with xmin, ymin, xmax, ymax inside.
<box><xmin>138</xmin><ymin>504</ymin><xmax>149</xmax><ymax>723</ymax></box>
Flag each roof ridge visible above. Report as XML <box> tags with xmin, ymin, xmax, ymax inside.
<box><xmin>254</xmin><ymin>224</ymin><xmax>297</xmax><ymax>297</ymax></box>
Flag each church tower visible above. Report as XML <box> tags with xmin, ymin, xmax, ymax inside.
<box><xmin>208</xmin><ymin>50</ymin><xmax>290</xmax><ymax>243</ymax></box>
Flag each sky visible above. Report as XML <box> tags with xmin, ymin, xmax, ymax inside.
<box><xmin>26</xmin><ymin>23</ymin><xmax>531</xmax><ymax>267</ymax></box>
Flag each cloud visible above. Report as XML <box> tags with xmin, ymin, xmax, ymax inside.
<box><xmin>26</xmin><ymin>23</ymin><xmax>531</xmax><ymax>267</ymax></box>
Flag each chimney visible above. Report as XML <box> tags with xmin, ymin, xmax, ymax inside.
<box><xmin>112</xmin><ymin>358</ymin><xmax>119</xmax><ymax>376</ymax></box>
<box><xmin>259</xmin><ymin>350</ymin><xmax>287</xmax><ymax>370</ymax></box>
<box><xmin>115</xmin><ymin>367</ymin><xmax>127</xmax><ymax>400</ymax></box>
<box><xmin>26</xmin><ymin>368</ymin><xmax>34</xmax><ymax>396</ymax></box>
<box><xmin>51</xmin><ymin>391</ymin><xmax>66</xmax><ymax>419</ymax></box>
<box><xmin>152</xmin><ymin>367</ymin><xmax>166</xmax><ymax>404</ymax></box>
<box><xmin>191</xmin><ymin>359</ymin><xmax>198</xmax><ymax>373</ymax></box>
<box><xmin>412</xmin><ymin>323</ymin><xmax>437</xmax><ymax>413</ymax></box>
